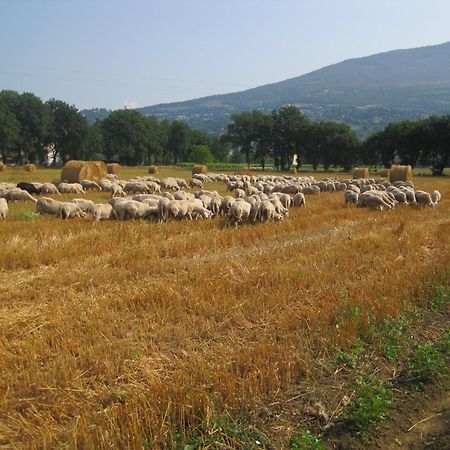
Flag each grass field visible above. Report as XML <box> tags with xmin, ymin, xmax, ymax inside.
<box><xmin>0</xmin><ymin>167</ymin><xmax>449</xmax><ymax>448</ymax></box>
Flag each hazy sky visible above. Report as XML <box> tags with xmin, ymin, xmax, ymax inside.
<box><xmin>1</xmin><ymin>0</ymin><xmax>449</xmax><ymax>110</ymax></box>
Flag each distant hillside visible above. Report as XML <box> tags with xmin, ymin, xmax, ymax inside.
<box><xmin>82</xmin><ymin>41</ymin><xmax>450</xmax><ymax>137</ymax></box>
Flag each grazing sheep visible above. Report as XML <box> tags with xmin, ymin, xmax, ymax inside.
<box><xmin>0</xmin><ymin>198</ymin><xmax>8</xmax><ymax>219</ymax></box>
<box><xmin>357</xmin><ymin>191</ymin><xmax>393</xmax><ymax>210</ymax></box>
<box><xmin>176</xmin><ymin>178</ymin><xmax>189</xmax><ymax>189</ymax></box>
<box><xmin>81</xmin><ymin>180</ymin><xmax>101</xmax><ymax>191</ymax></box>
<box><xmin>5</xmin><ymin>189</ymin><xmax>37</xmax><ymax>203</ymax></box>
<box><xmin>227</xmin><ymin>201</ymin><xmax>252</xmax><ymax>227</ymax></box>
<box><xmin>90</xmin><ymin>203</ymin><xmax>116</xmax><ymax>221</ymax></box>
<box><xmin>58</xmin><ymin>183</ymin><xmax>85</xmax><ymax>194</ymax></box>
<box><xmin>39</xmin><ymin>183</ymin><xmax>60</xmax><ymax>195</ymax></box>
<box><xmin>293</xmin><ymin>192</ymin><xmax>306</xmax><ymax>207</ymax></box>
<box><xmin>36</xmin><ymin>197</ymin><xmax>64</xmax><ymax>215</ymax></box>
<box><xmin>123</xmin><ymin>181</ymin><xmax>150</xmax><ymax>195</ymax></box>
<box><xmin>59</xmin><ymin>202</ymin><xmax>86</xmax><ymax>220</ymax></box>
<box><xmin>70</xmin><ymin>198</ymin><xmax>95</xmax><ymax>213</ymax></box>
<box><xmin>279</xmin><ymin>193</ymin><xmax>292</xmax><ymax>209</ymax></box>
<box><xmin>17</xmin><ymin>182</ymin><xmax>40</xmax><ymax>195</ymax></box>
<box><xmin>414</xmin><ymin>190</ymin><xmax>434</xmax><ymax>208</ymax></box>
<box><xmin>166</xmin><ymin>199</ymin><xmax>193</xmax><ymax>220</ymax></box>
<box><xmin>235</xmin><ymin>188</ymin><xmax>245</xmax><ymax>199</ymax></box>
<box><xmin>344</xmin><ymin>190</ymin><xmax>359</xmax><ymax>206</ymax></box>
<box><xmin>112</xmin><ymin>183</ymin><xmax>127</xmax><ymax>198</ymax></box>
<box><xmin>189</xmin><ymin>178</ymin><xmax>203</xmax><ymax>189</ymax></box>
<box><xmin>260</xmin><ymin>200</ymin><xmax>283</xmax><ymax>223</ymax></box>
<box><xmin>431</xmin><ymin>190</ymin><xmax>441</xmax><ymax>204</ymax></box>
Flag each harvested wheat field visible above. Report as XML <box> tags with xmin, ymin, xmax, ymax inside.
<box><xmin>0</xmin><ymin>168</ymin><xmax>449</xmax><ymax>449</ymax></box>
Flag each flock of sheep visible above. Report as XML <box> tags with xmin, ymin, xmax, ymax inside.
<box><xmin>0</xmin><ymin>171</ymin><xmax>442</xmax><ymax>225</ymax></box>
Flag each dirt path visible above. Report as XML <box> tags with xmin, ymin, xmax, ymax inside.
<box><xmin>374</xmin><ymin>384</ymin><xmax>449</xmax><ymax>450</ymax></box>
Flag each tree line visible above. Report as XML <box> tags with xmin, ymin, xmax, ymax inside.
<box><xmin>226</xmin><ymin>106</ymin><xmax>450</xmax><ymax>175</ymax></box>
<box><xmin>0</xmin><ymin>90</ymin><xmax>448</xmax><ymax>175</ymax></box>
<box><xmin>0</xmin><ymin>90</ymin><xmax>225</xmax><ymax>166</ymax></box>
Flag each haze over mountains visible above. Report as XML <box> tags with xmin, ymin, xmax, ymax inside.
<box><xmin>82</xmin><ymin>41</ymin><xmax>450</xmax><ymax>137</ymax></box>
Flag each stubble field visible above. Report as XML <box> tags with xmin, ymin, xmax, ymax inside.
<box><xmin>0</xmin><ymin>167</ymin><xmax>449</xmax><ymax>448</ymax></box>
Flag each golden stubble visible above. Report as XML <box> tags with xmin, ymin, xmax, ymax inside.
<box><xmin>0</xmin><ymin>169</ymin><xmax>449</xmax><ymax>448</ymax></box>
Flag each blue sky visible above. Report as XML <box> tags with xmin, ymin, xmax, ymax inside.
<box><xmin>1</xmin><ymin>0</ymin><xmax>449</xmax><ymax>110</ymax></box>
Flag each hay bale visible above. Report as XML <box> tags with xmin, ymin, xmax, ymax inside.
<box><xmin>192</xmin><ymin>165</ymin><xmax>208</xmax><ymax>175</ymax></box>
<box><xmin>61</xmin><ymin>160</ymin><xmax>108</xmax><ymax>183</ymax></box>
<box><xmin>289</xmin><ymin>167</ymin><xmax>297</xmax><ymax>174</ymax></box>
<box><xmin>148</xmin><ymin>165</ymin><xmax>159</xmax><ymax>174</ymax></box>
<box><xmin>389</xmin><ymin>165</ymin><xmax>412</xmax><ymax>183</ymax></box>
<box><xmin>352</xmin><ymin>167</ymin><xmax>369</xmax><ymax>179</ymax></box>
<box><xmin>24</xmin><ymin>163</ymin><xmax>37</xmax><ymax>173</ymax></box>
<box><xmin>0</xmin><ymin>162</ymin><xmax>5</xmax><ymax>172</ymax></box>
<box><xmin>107</xmin><ymin>163</ymin><xmax>121</xmax><ymax>176</ymax></box>
<box><xmin>378</xmin><ymin>168</ymin><xmax>390</xmax><ymax>178</ymax></box>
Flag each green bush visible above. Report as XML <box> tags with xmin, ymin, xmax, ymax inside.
<box><xmin>345</xmin><ymin>378</ymin><xmax>394</xmax><ymax>430</ymax></box>
<box><xmin>188</xmin><ymin>145</ymin><xmax>214</xmax><ymax>164</ymax></box>
<box><xmin>289</xmin><ymin>428</ymin><xmax>324</xmax><ymax>450</ymax></box>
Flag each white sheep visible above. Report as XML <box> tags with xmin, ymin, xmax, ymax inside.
<box><xmin>0</xmin><ymin>198</ymin><xmax>8</xmax><ymax>219</ymax></box>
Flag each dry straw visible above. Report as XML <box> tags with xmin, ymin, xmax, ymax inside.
<box><xmin>389</xmin><ymin>165</ymin><xmax>413</xmax><ymax>182</ymax></box>
<box><xmin>352</xmin><ymin>167</ymin><xmax>369</xmax><ymax>179</ymax></box>
<box><xmin>378</xmin><ymin>168</ymin><xmax>390</xmax><ymax>178</ymax></box>
<box><xmin>192</xmin><ymin>165</ymin><xmax>208</xmax><ymax>175</ymax></box>
<box><xmin>24</xmin><ymin>163</ymin><xmax>37</xmax><ymax>173</ymax></box>
<box><xmin>0</xmin><ymin>162</ymin><xmax>5</xmax><ymax>172</ymax></box>
<box><xmin>148</xmin><ymin>165</ymin><xmax>159</xmax><ymax>174</ymax></box>
<box><xmin>107</xmin><ymin>163</ymin><xmax>121</xmax><ymax>177</ymax></box>
<box><xmin>61</xmin><ymin>160</ymin><xmax>107</xmax><ymax>183</ymax></box>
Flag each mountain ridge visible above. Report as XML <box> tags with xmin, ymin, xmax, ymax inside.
<box><xmin>81</xmin><ymin>41</ymin><xmax>450</xmax><ymax>137</ymax></box>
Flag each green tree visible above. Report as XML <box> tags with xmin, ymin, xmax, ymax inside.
<box><xmin>226</xmin><ymin>112</ymin><xmax>254</xmax><ymax>166</ymax></box>
<box><xmin>0</xmin><ymin>91</ymin><xmax>50</xmax><ymax>164</ymax></box>
<box><xmin>0</xmin><ymin>103</ymin><xmax>20</xmax><ymax>163</ymax></box>
<box><xmin>102</xmin><ymin>109</ymin><xmax>148</xmax><ymax>165</ymax></box>
<box><xmin>188</xmin><ymin>145</ymin><xmax>214</xmax><ymax>164</ymax></box>
<box><xmin>46</xmin><ymin>99</ymin><xmax>89</xmax><ymax>163</ymax></box>
<box><xmin>252</xmin><ymin>110</ymin><xmax>273</xmax><ymax>169</ymax></box>
<box><xmin>420</xmin><ymin>115</ymin><xmax>450</xmax><ymax>176</ymax></box>
<box><xmin>83</xmin><ymin>120</ymin><xmax>105</xmax><ymax>160</ymax></box>
<box><xmin>167</xmin><ymin>120</ymin><xmax>192</xmax><ymax>164</ymax></box>
<box><xmin>272</xmin><ymin>106</ymin><xmax>309</xmax><ymax>170</ymax></box>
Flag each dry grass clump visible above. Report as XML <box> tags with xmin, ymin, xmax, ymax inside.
<box><xmin>61</xmin><ymin>160</ymin><xmax>107</xmax><ymax>183</ymax></box>
<box><xmin>24</xmin><ymin>163</ymin><xmax>37</xmax><ymax>173</ymax></box>
<box><xmin>148</xmin><ymin>165</ymin><xmax>159</xmax><ymax>174</ymax></box>
<box><xmin>389</xmin><ymin>164</ymin><xmax>413</xmax><ymax>182</ymax></box>
<box><xmin>0</xmin><ymin>169</ymin><xmax>448</xmax><ymax>448</ymax></box>
<box><xmin>192</xmin><ymin>164</ymin><xmax>208</xmax><ymax>174</ymax></box>
<box><xmin>107</xmin><ymin>163</ymin><xmax>121</xmax><ymax>176</ymax></box>
<box><xmin>352</xmin><ymin>167</ymin><xmax>369</xmax><ymax>179</ymax></box>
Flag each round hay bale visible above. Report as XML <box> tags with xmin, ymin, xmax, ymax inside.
<box><xmin>289</xmin><ymin>167</ymin><xmax>297</xmax><ymax>174</ymax></box>
<box><xmin>107</xmin><ymin>163</ymin><xmax>121</xmax><ymax>176</ymax></box>
<box><xmin>61</xmin><ymin>160</ymin><xmax>107</xmax><ymax>183</ymax></box>
<box><xmin>148</xmin><ymin>165</ymin><xmax>159</xmax><ymax>174</ymax></box>
<box><xmin>352</xmin><ymin>167</ymin><xmax>369</xmax><ymax>179</ymax></box>
<box><xmin>92</xmin><ymin>161</ymin><xmax>108</xmax><ymax>180</ymax></box>
<box><xmin>24</xmin><ymin>163</ymin><xmax>37</xmax><ymax>173</ymax></box>
<box><xmin>0</xmin><ymin>162</ymin><xmax>6</xmax><ymax>172</ymax></box>
<box><xmin>389</xmin><ymin>165</ymin><xmax>412</xmax><ymax>183</ymax></box>
<box><xmin>192</xmin><ymin>165</ymin><xmax>208</xmax><ymax>175</ymax></box>
<box><xmin>378</xmin><ymin>168</ymin><xmax>390</xmax><ymax>178</ymax></box>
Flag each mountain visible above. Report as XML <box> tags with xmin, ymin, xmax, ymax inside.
<box><xmin>82</xmin><ymin>41</ymin><xmax>450</xmax><ymax>137</ymax></box>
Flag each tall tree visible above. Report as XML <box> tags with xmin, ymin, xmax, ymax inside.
<box><xmin>102</xmin><ymin>109</ymin><xmax>147</xmax><ymax>165</ymax></box>
<box><xmin>226</xmin><ymin>112</ymin><xmax>254</xmax><ymax>166</ymax></box>
<box><xmin>167</xmin><ymin>121</ymin><xmax>192</xmax><ymax>164</ymax></box>
<box><xmin>46</xmin><ymin>99</ymin><xmax>89</xmax><ymax>163</ymax></box>
<box><xmin>272</xmin><ymin>106</ymin><xmax>309</xmax><ymax>170</ymax></box>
